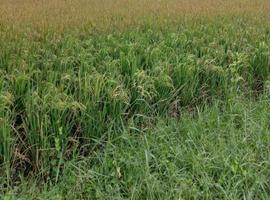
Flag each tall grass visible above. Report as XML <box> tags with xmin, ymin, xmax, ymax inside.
<box><xmin>4</xmin><ymin>97</ymin><xmax>270</xmax><ymax>199</ymax></box>
<box><xmin>1</xmin><ymin>0</ymin><xmax>270</xmax><ymax>198</ymax></box>
<box><xmin>1</xmin><ymin>18</ymin><xmax>270</xmax><ymax>182</ymax></box>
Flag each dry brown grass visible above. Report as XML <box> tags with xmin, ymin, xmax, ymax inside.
<box><xmin>0</xmin><ymin>0</ymin><xmax>269</xmax><ymax>30</ymax></box>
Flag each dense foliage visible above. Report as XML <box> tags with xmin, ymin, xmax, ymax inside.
<box><xmin>1</xmin><ymin>0</ymin><xmax>270</xmax><ymax>199</ymax></box>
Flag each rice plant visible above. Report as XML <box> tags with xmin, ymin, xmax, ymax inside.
<box><xmin>1</xmin><ymin>0</ymin><xmax>270</xmax><ymax>198</ymax></box>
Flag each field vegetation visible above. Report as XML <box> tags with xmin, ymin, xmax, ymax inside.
<box><xmin>1</xmin><ymin>0</ymin><xmax>270</xmax><ymax>199</ymax></box>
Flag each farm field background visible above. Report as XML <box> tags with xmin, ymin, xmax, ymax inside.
<box><xmin>1</xmin><ymin>0</ymin><xmax>270</xmax><ymax>199</ymax></box>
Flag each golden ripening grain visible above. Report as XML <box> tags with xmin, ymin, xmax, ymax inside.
<box><xmin>0</xmin><ymin>0</ymin><xmax>269</xmax><ymax>30</ymax></box>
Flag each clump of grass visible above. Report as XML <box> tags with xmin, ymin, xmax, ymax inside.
<box><xmin>4</xmin><ymin>97</ymin><xmax>270</xmax><ymax>199</ymax></box>
<box><xmin>0</xmin><ymin>90</ymin><xmax>13</xmax><ymax>182</ymax></box>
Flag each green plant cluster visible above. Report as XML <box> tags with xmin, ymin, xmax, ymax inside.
<box><xmin>1</xmin><ymin>17</ymin><xmax>270</xmax><ymax>198</ymax></box>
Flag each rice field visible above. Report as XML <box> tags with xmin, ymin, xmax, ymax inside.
<box><xmin>1</xmin><ymin>0</ymin><xmax>270</xmax><ymax>199</ymax></box>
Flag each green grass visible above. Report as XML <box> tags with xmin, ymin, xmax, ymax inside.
<box><xmin>1</xmin><ymin>15</ymin><xmax>270</xmax><ymax>199</ymax></box>
<box><xmin>2</xmin><ymin>97</ymin><xmax>270</xmax><ymax>199</ymax></box>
